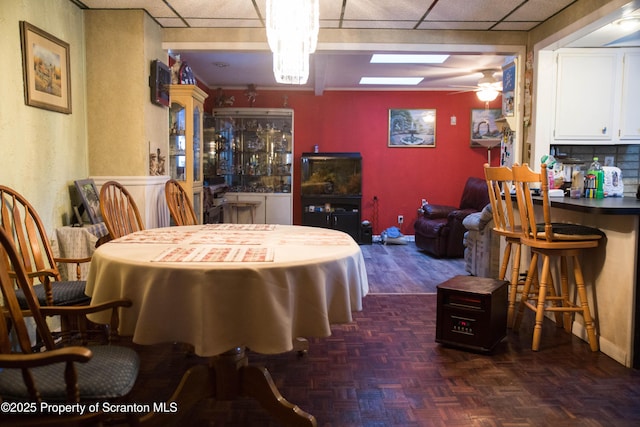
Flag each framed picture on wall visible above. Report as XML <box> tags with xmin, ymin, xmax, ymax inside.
<box><xmin>74</xmin><ymin>179</ymin><xmax>102</xmax><ymax>224</ymax></box>
<box><xmin>19</xmin><ymin>21</ymin><xmax>72</xmax><ymax>114</ymax></box>
<box><xmin>388</xmin><ymin>109</ymin><xmax>436</xmax><ymax>147</ymax></box>
<box><xmin>502</xmin><ymin>62</ymin><xmax>516</xmax><ymax>117</ymax></box>
<box><xmin>470</xmin><ymin>108</ymin><xmax>502</xmax><ymax>147</ymax></box>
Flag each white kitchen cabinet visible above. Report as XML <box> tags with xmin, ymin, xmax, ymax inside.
<box><xmin>553</xmin><ymin>50</ymin><xmax>618</xmax><ymax>141</ymax></box>
<box><xmin>620</xmin><ymin>52</ymin><xmax>640</xmax><ymax>140</ymax></box>
<box><xmin>553</xmin><ymin>48</ymin><xmax>640</xmax><ymax>144</ymax></box>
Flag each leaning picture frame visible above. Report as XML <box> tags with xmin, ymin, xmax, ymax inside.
<box><xmin>20</xmin><ymin>21</ymin><xmax>72</xmax><ymax>114</ymax></box>
<box><xmin>74</xmin><ymin>179</ymin><xmax>102</xmax><ymax>224</ymax></box>
<box><xmin>388</xmin><ymin>109</ymin><xmax>436</xmax><ymax>147</ymax></box>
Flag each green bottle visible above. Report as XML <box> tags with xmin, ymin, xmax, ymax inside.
<box><xmin>588</xmin><ymin>157</ymin><xmax>604</xmax><ymax>199</ymax></box>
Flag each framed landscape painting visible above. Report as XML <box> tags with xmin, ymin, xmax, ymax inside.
<box><xmin>388</xmin><ymin>109</ymin><xmax>436</xmax><ymax>147</ymax></box>
<box><xmin>20</xmin><ymin>21</ymin><xmax>72</xmax><ymax>114</ymax></box>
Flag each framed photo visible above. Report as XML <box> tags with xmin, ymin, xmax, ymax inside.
<box><xmin>470</xmin><ymin>109</ymin><xmax>502</xmax><ymax>147</ymax></box>
<box><xmin>388</xmin><ymin>109</ymin><xmax>436</xmax><ymax>147</ymax></box>
<box><xmin>20</xmin><ymin>21</ymin><xmax>71</xmax><ymax>114</ymax></box>
<box><xmin>502</xmin><ymin>62</ymin><xmax>516</xmax><ymax>117</ymax></box>
<box><xmin>74</xmin><ymin>179</ymin><xmax>102</xmax><ymax>224</ymax></box>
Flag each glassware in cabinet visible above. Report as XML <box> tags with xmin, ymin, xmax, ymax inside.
<box><xmin>210</xmin><ymin>108</ymin><xmax>293</xmax><ymax>194</ymax></box>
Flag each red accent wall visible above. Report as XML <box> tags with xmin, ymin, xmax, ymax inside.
<box><xmin>204</xmin><ymin>88</ymin><xmax>501</xmax><ymax>234</ymax></box>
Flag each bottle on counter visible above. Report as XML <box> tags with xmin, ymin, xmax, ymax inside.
<box><xmin>587</xmin><ymin>157</ymin><xmax>604</xmax><ymax>199</ymax></box>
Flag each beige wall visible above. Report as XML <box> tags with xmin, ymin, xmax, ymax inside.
<box><xmin>85</xmin><ymin>10</ymin><xmax>168</xmax><ymax>177</ymax></box>
<box><xmin>0</xmin><ymin>0</ymin><xmax>87</xmax><ymax>232</ymax></box>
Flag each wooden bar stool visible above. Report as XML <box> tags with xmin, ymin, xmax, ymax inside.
<box><xmin>512</xmin><ymin>163</ymin><xmax>604</xmax><ymax>352</ymax></box>
<box><xmin>483</xmin><ymin>164</ymin><xmax>524</xmax><ymax>328</ymax></box>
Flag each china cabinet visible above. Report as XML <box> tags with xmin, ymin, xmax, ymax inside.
<box><xmin>169</xmin><ymin>85</ymin><xmax>208</xmax><ymax>222</ymax></box>
<box><xmin>209</xmin><ymin>108</ymin><xmax>293</xmax><ymax>224</ymax></box>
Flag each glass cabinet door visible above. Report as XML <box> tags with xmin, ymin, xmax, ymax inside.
<box><xmin>193</xmin><ymin>106</ymin><xmax>201</xmax><ymax>184</ymax></box>
<box><xmin>169</xmin><ymin>102</ymin><xmax>186</xmax><ymax>181</ymax></box>
<box><xmin>209</xmin><ymin>108</ymin><xmax>293</xmax><ymax>193</ymax></box>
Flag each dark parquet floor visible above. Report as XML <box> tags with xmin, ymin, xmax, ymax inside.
<box><xmin>120</xmin><ymin>243</ymin><xmax>640</xmax><ymax>426</ymax></box>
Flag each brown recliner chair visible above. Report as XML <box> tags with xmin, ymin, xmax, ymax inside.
<box><xmin>414</xmin><ymin>176</ymin><xmax>489</xmax><ymax>258</ymax></box>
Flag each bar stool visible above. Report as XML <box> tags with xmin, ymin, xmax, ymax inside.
<box><xmin>512</xmin><ymin>163</ymin><xmax>604</xmax><ymax>351</ymax></box>
<box><xmin>483</xmin><ymin>164</ymin><xmax>523</xmax><ymax>328</ymax></box>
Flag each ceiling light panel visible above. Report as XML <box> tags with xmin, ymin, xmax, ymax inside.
<box><xmin>359</xmin><ymin>77</ymin><xmax>424</xmax><ymax>85</ymax></box>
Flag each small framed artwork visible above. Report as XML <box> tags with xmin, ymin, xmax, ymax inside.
<box><xmin>470</xmin><ymin>109</ymin><xmax>502</xmax><ymax>147</ymax></box>
<box><xmin>388</xmin><ymin>109</ymin><xmax>436</xmax><ymax>147</ymax></box>
<box><xmin>20</xmin><ymin>21</ymin><xmax>71</xmax><ymax>114</ymax></box>
<box><xmin>74</xmin><ymin>179</ymin><xmax>103</xmax><ymax>224</ymax></box>
<box><xmin>502</xmin><ymin>62</ymin><xmax>516</xmax><ymax>117</ymax></box>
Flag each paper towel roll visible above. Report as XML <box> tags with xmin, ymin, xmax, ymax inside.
<box><xmin>602</xmin><ymin>166</ymin><xmax>624</xmax><ymax>197</ymax></box>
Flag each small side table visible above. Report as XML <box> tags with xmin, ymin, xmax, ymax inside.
<box><xmin>226</xmin><ymin>201</ymin><xmax>261</xmax><ymax>224</ymax></box>
<box><xmin>55</xmin><ymin>223</ymin><xmax>109</xmax><ymax>280</ymax></box>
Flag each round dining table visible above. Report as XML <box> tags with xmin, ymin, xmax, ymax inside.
<box><xmin>85</xmin><ymin>223</ymin><xmax>369</xmax><ymax>426</ymax></box>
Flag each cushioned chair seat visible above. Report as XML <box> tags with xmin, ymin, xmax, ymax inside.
<box><xmin>0</xmin><ymin>345</ymin><xmax>140</xmax><ymax>401</ymax></box>
<box><xmin>15</xmin><ymin>281</ymin><xmax>90</xmax><ymax>309</ymax></box>
<box><xmin>534</xmin><ymin>223</ymin><xmax>607</xmax><ymax>241</ymax></box>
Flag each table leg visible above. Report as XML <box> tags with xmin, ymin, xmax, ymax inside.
<box><xmin>211</xmin><ymin>347</ymin><xmax>317</xmax><ymax>427</ymax></box>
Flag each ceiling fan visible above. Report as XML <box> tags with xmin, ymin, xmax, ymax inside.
<box><xmin>450</xmin><ymin>69</ymin><xmax>503</xmax><ymax>101</ymax></box>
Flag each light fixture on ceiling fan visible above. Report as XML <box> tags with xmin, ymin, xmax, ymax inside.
<box><xmin>475</xmin><ymin>70</ymin><xmax>502</xmax><ymax>102</ymax></box>
<box><xmin>450</xmin><ymin>69</ymin><xmax>502</xmax><ymax>103</ymax></box>
<box><xmin>266</xmin><ymin>0</ymin><xmax>319</xmax><ymax>85</ymax></box>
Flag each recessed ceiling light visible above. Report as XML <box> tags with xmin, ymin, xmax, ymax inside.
<box><xmin>614</xmin><ymin>16</ymin><xmax>640</xmax><ymax>30</ymax></box>
<box><xmin>359</xmin><ymin>77</ymin><xmax>424</xmax><ymax>85</ymax></box>
<box><xmin>370</xmin><ymin>54</ymin><xmax>449</xmax><ymax>64</ymax></box>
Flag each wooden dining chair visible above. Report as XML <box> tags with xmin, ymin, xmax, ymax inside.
<box><xmin>0</xmin><ymin>225</ymin><xmax>212</xmax><ymax>426</ymax></box>
<box><xmin>165</xmin><ymin>179</ymin><xmax>198</xmax><ymax>226</ymax></box>
<box><xmin>511</xmin><ymin>163</ymin><xmax>604</xmax><ymax>351</ymax></box>
<box><xmin>0</xmin><ymin>224</ymin><xmax>138</xmax><ymax>425</ymax></box>
<box><xmin>0</xmin><ymin>185</ymin><xmax>91</xmax><ymax>311</ymax></box>
<box><xmin>483</xmin><ymin>164</ymin><xmax>524</xmax><ymax>328</ymax></box>
<box><xmin>99</xmin><ymin>181</ymin><xmax>145</xmax><ymax>239</ymax></box>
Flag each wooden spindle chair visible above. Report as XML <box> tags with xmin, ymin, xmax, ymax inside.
<box><xmin>99</xmin><ymin>181</ymin><xmax>145</xmax><ymax>240</ymax></box>
<box><xmin>165</xmin><ymin>179</ymin><xmax>198</xmax><ymax>226</ymax></box>
<box><xmin>512</xmin><ymin>163</ymin><xmax>604</xmax><ymax>351</ymax></box>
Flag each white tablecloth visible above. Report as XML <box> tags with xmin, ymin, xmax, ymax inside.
<box><xmin>85</xmin><ymin>224</ymin><xmax>368</xmax><ymax>356</ymax></box>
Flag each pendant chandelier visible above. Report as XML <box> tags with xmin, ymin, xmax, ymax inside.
<box><xmin>266</xmin><ymin>0</ymin><xmax>319</xmax><ymax>85</ymax></box>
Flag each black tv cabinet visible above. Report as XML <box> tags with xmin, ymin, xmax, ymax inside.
<box><xmin>301</xmin><ymin>195</ymin><xmax>361</xmax><ymax>242</ymax></box>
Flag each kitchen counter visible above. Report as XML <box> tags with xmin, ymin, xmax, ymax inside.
<box><xmin>519</xmin><ymin>195</ymin><xmax>640</xmax><ymax>367</ymax></box>
<box><xmin>542</xmin><ymin>195</ymin><xmax>640</xmax><ymax>215</ymax></box>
